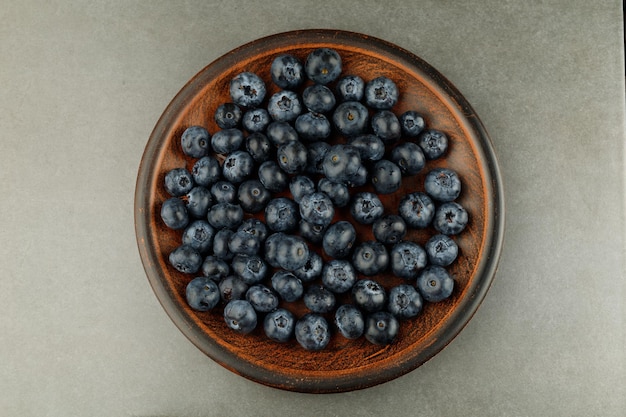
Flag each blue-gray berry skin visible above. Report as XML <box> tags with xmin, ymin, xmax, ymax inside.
<box><xmin>237</xmin><ymin>218</ymin><xmax>268</xmax><ymax>242</ymax></box>
<box><xmin>294</xmin><ymin>112</ymin><xmax>331</xmax><ymax>141</ymax></box>
<box><xmin>231</xmin><ymin>254</ymin><xmax>267</xmax><ymax>285</ymax></box>
<box><xmin>185</xmin><ymin>186</ymin><xmax>212</xmax><ymax>219</ymax></box>
<box><xmin>222</xmin><ymin>150</ymin><xmax>254</xmax><ymax>184</ymax></box>
<box><xmin>246</xmin><ymin>132</ymin><xmax>274</xmax><ymax>163</ymax></box>
<box><xmin>364</xmin><ymin>311</ymin><xmax>399</xmax><ymax>345</ymax></box>
<box><xmin>305</xmin><ymin>48</ymin><xmax>342</xmax><ymax>85</ymax></box>
<box><xmin>425</xmin><ymin>234</ymin><xmax>459</xmax><ymax>266</ymax></box>
<box><xmin>181</xmin><ymin>125</ymin><xmax>210</xmax><ymax>158</ymax></box>
<box><xmin>433</xmin><ymin>202</ymin><xmax>469</xmax><ymax>235</ymax></box>
<box><xmin>160</xmin><ymin>197</ymin><xmax>189</xmax><ymax>230</ymax></box>
<box><xmin>214</xmin><ymin>103</ymin><xmax>242</xmax><ymax>129</ymax></box>
<box><xmin>417</xmin><ymin>266</ymin><xmax>455</xmax><ymax>302</ymax></box>
<box><xmin>292</xmin><ymin>251</ymin><xmax>323</xmax><ymax>282</ymax></box>
<box><xmin>335</xmin><ymin>74</ymin><xmax>364</xmax><ymax>102</ymax></box>
<box><xmin>321</xmin><ymin>144</ymin><xmax>362</xmax><ymax>184</ymax></box>
<box><xmin>352</xmin><ymin>241</ymin><xmax>389</xmax><ymax>276</ymax></box>
<box><xmin>206</xmin><ymin>202</ymin><xmax>244</xmax><ymax>230</ymax></box>
<box><xmin>246</xmin><ymin>284</ymin><xmax>279</xmax><ymax>313</ymax></box>
<box><xmin>223</xmin><ymin>299</ymin><xmax>257</xmax><ymax>334</ymax></box>
<box><xmin>237</xmin><ymin>179</ymin><xmax>270</xmax><ymax>213</ymax></box>
<box><xmin>169</xmin><ymin>244</ymin><xmax>202</xmax><ymax>274</ymax></box>
<box><xmin>271</xmin><ymin>270</ymin><xmax>304</xmax><ymax>302</ymax></box>
<box><xmin>371</xmin><ymin>110</ymin><xmax>401</xmax><ymax>142</ymax></box>
<box><xmin>350</xmin><ymin>192</ymin><xmax>384</xmax><ymax>225</ymax></box>
<box><xmin>182</xmin><ymin>219</ymin><xmax>214</xmax><ymax>254</ymax></box>
<box><xmin>321</xmin><ymin>259</ymin><xmax>357</xmax><ymax>294</ymax></box>
<box><xmin>230</xmin><ymin>72</ymin><xmax>266</xmax><ymax>108</ymax></box>
<box><xmin>264</xmin><ymin>308</ymin><xmax>296</xmax><ymax>343</ymax></box>
<box><xmin>399</xmin><ymin>192</ymin><xmax>435</xmax><ymax>228</ymax></box>
<box><xmin>317</xmin><ymin>178</ymin><xmax>350</xmax><ymax>208</ymax></box>
<box><xmin>390</xmin><ymin>241</ymin><xmax>427</xmax><ymax>280</ymax></box>
<box><xmin>424</xmin><ymin>168</ymin><xmax>462</xmax><ymax>202</ymax></box>
<box><xmin>371</xmin><ymin>159</ymin><xmax>402</xmax><ymax>194</ymax></box>
<box><xmin>365</xmin><ymin>76</ymin><xmax>399</xmax><ymax>110</ymax></box>
<box><xmin>186</xmin><ymin>276</ymin><xmax>220</xmax><ymax>311</ymax></box>
<box><xmin>201</xmin><ymin>255</ymin><xmax>230</xmax><ymax>281</ymax></box>
<box><xmin>298</xmin><ymin>220</ymin><xmax>327</xmax><ymax>244</ymax></box>
<box><xmin>257</xmin><ymin>161</ymin><xmax>288</xmax><ymax>193</ymax></box>
<box><xmin>263</xmin><ymin>232</ymin><xmax>285</xmax><ymax>268</ymax></box>
<box><xmin>388</xmin><ymin>284</ymin><xmax>423</xmax><ymax>319</ymax></box>
<box><xmin>322</xmin><ymin>221</ymin><xmax>356</xmax><ymax>259</ymax></box>
<box><xmin>372</xmin><ymin>214</ymin><xmax>407</xmax><ymax>245</ymax></box>
<box><xmin>302</xmin><ymin>84</ymin><xmax>336</xmax><ymax>113</ymax></box>
<box><xmin>304</xmin><ymin>285</ymin><xmax>336</xmax><ymax>313</ymax></box>
<box><xmin>299</xmin><ymin>192</ymin><xmax>335</xmax><ymax>228</ymax></box>
<box><xmin>352</xmin><ymin>279</ymin><xmax>387</xmax><ymax>313</ymax></box>
<box><xmin>289</xmin><ymin>175</ymin><xmax>316</xmax><ymax>204</ymax></box>
<box><xmin>305</xmin><ymin>141</ymin><xmax>331</xmax><ymax>175</ymax></box>
<box><xmin>212</xmin><ymin>228</ymin><xmax>235</xmax><ymax>261</ymax></box>
<box><xmin>399</xmin><ymin>110</ymin><xmax>426</xmax><ymax>137</ymax></box>
<box><xmin>418</xmin><ymin>129</ymin><xmax>448</xmax><ymax>160</ymax></box>
<box><xmin>274</xmin><ymin>234</ymin><xmax>310</xmax><ymax>272</ymax></box>
<box><xmin>164</xmin><ymin>168</ymin><xmax>194</xmax><ymax>197</ymax></box>
<box><xmin>264</xmin><ymin>198</ymin><xmax>300</xmax><ymax>233</ymax></box>
<box><xmin>192</xmin><ymin>156</ymin><xmax>221</xmax><ymax>187</ymax></box>
<box><xmin>277</xmin><ymin>140</ymin><xmax>308</xmax><ymax>174</ymax></box>
<box><xmin>271</xmin><ymin>54</ymin><xmax>304</xmax><ymax>89</ymax></box>
<box><xmin>348</xmin><ymin>134</ymin><xmax>385</xmax><ymax>162</ymax></box>
<box><xmin>211</xmin><ymin>128</ymin><xmax>244</xmax><ymax>155</ymax></box>
<box><xmin>332</xmin><ymin>101</ymin><xmax>369</xmax><ymax>136</ymax></box>
<box><xmin>227</xmin><ymin>230</ymin><xmax>261</xmax><ymax>256</ymax></box>
<box><xmin>295</xmin><ymin>313</ymin><xmax>331</xmax><ymax>351</ymax></box>
<box><xmin>334</xmin><ymin>304</ymin><xmax>364</xmax><ymax>339</ymax></box>
<box><xmin>218</xmin><ymin>275</ymin><xmax>249</xmax><ymax>303</ymax></box>
<box><xmin>266</xmin><ymin>121</ymin><xmax>299</xmax><ymax>146</ymax></box>
<box><xmin>267</xmin><ymin>90</ymin><xmax>302</xmax><ymax>122</ymax></box>
<box><xmin>391</xmin><ymin>142</ymin><xmax>426</xmax><ymax>176</ymax></box>
<box><xmin>210</xmin><ymin>181</ymin><xmax>237</xmax><ymax>204</ymax></box>
<box><xmin>242</xmin><ymin>108</ymin><xmax>271</xmax><ymax>133</ymax></box>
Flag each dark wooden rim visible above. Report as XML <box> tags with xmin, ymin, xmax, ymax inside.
<box><xmin>135</xmin><ymin>29</ymin><xmax>505</xmax><ymax>393</ymax></box>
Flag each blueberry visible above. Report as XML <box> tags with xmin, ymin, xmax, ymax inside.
<box><xmin>210</xmin><ymin>128</ymin><xmax>244</xmax><ymax>155</ymax></box>
<box><xmin>295</xmin><ymin>313</ymin><xmax>331</xmax><ymax>351</ymax></box>
<box><xmin>418</xmin><ymin>129</ymin><xmax>448</xmax><ymax>159</ymax></box>
<box><xmin>263</xmin><ymin>232</ymin><xmax>284</xmax><ymax>268</ymax></box>
<box><xmin>317</xmin><ymin>178</ymin><xmax>350</xmax><ymax>208</ymax></box>
<box><xmin>182</xmin><ymin>219</ymin><xmax>214</xmax><ymax>253</ymax></box>
<box><xmin>277</xmin><ymin>140</ymin><xmax>308</xmax><ymax>174</ymax></box>
<box><xmin>185</xmin><ymin>186</ymin><xmax>213</xmax><ymax>218</ymax></box>
<box><xmin>302</xmin><ymin>84</ymin><xmax>336</xmax><ymax>113</ymax></box>
<box><xmin>192</xmin><ymin>156</ymin><xmax>221</xmax><ymax>187</ymax></box>
<box><xmin>271</xmin><ymin>54</ymin><xmax>304</xmax><ymax>89</ymax></box>
<box><xmin>169</xmin><ymin>244</ymin><xmax>202</xmax><ymax>274</ymax></box>
<box><xmin>424</xmin><ymin>168</ymin><xmax>462</xmax><ymax>202</ymax></box>
<box><xmin>433</xmin><ymin>202</ymin><xmax>469</xmax><ymax>235</ymax></box>
<box><xmin>371</xmin><ymin>110</ymin><xmax>401</xmax><ymax>142</ymax></box>
<box><xmin>237</xmin><ymin>179</ymin><xmax>270</xmax><ymax>213</ymax></box>
<box><xmin>371</xmin><ymin>159</ymin><xmax>402</xmax><ymax>194</ymax></box>
<box><xmin>266</xmin><ymin>121</ymin><xmax>299</xmax><ymax>146</ymax></box>
<box><xmin>398</xmin><ymin>192</ymin><xmax>435</xmax><ymax>228</ymax></box>
<box><xmin>299</xmin><ymin>192</ymin><xmax>335</xmax><ymax>227</ymax></box>
<box><xmin>271</xmin><ymin>270</ymin><xmax>304</xmax><ymax>302</ymax></box>
<box><xmin>289</xmin><ymin>175</ymin><xmax>316</xmax><ymax>204</ymax></box>
<box><xmin>390</xmin><ymin>241</ymin><xmax>427</xmax><ymax>280</ymax></box>
<box><xmin>298</xmin><ymin>220</ymin><xmax>327</xmax><ymax>244</ymax></box>
<box><xmin>322</xmin><ymin>221</ymin><xmax>356</xmax><ymax>259</ymax></box>
<box><xmin>257</xmin><ymin>161</ymin><xmax>288</xmax><ymax>193</ymax></box>
<box><xmin>237</xmin><ymin>218</ymin><xmax>268</xmax><ymax>242</ymax></box>
<box><xmin>387</xmin><ymin>284</ymin><xmax>423</xmax><ymax>319</ymax></box>
<box><xmin>224</xmin><ymin>299</ymin><xmax>257</xmax><ymax>334</ymax></box>
<box><xmin>201</xmin><ymin>255</ymin><xmax>230</xmax><ymax>281</ymax></box>
<box><xmin>321</xmin><ymin>259</ymin><xmax>357</xmax><ymax>294</ymax></box>
<box><xmin>417</xmin><ymin>266</ymin><xmax>454</xmax><ymax>302</ymax></box>
<box><xmin>231</xmin><ymin>253</ymin><xmax>268</xmax><ymax>284</ymax></box>
<box><xmin>348</xmin><ymin>134</ymin><xmax>385</xmax><ymax>162</ymax></box>
<box><xmin>206</xmin><ymin>202</ymin><xmax>243</xmax><ymax>230</ymax></box>
<box><xmin>160</xmin><ymin>197</ymin><xmax>189</xmax><ymax>230</ymax></box>
<box><xmin>267</xmin><ymin>90</ymin><xmax>302</xmax><ymax>122</ymax></box>
<box><xmin>322</xmin><ymin>144</ymin><xmax>362</xmax><ymax>184</ymax></box>
<box><xmin>352</xmin><ymin>241</ymin><xmax>389</xmax><ymax>276</ymax></box>
<box><xmin>425</xmin><ymin>234</ymin><xmax>459</xmax><ymax>266</ymax></box>
<box><xmin>212</xmin><ymin>228</ymin><xmax>235</xmax><ymax>261</ymax></box>
<box><xmin>186</xmin><ymin>277</ymin><xmax>220</xmax><ymax>311</ymax></box>
<box><xmin>222</xmin><ymin>150</ymin><xmax>254</xmax><ymax>183</ymax></box>
<box><xmin>210</xmin><ymin>180</ymin><xmax>237</xmax><ymax>204</ymax></box>
<box><xmin>350</xmin><ymin>192</ymin><xmax>384</xmax><ymax>225</ymax></box>
<box><xmin>245</xmin><ymin>132</ymin><xmax>274</xmax><ymax>163</ymax></box>
<box><xmin>164</xmin><ymin>168</ymin><xmax>194</xmax><ymax>197</ymax></box>
<box><xmin>246</xmin><ymin>284</ymin><xmax>279</xmax><ymax>313</ymax></box>
<box><xmin>334</xmin><ymin>304</ymin><xmax>365</xmax><ymax>339</ymax></box>
<box><xmin>214</xmin><ymin>103</ymin><xmax>242</xmax><ymax>129</ymax></box>
<box><xmin>294</xmin><ymin>112</ymin><xmax>331</xmax><ymax>141</ymax></box>
<box><xmin>242</xmin><ymin>108</ymin><xmax>271</xmax><ymax>133</ymax></box>
<box><xmin>372</xmin><ymin>214</ymin><xmax>407</xmax><ymax>245</ymax></box>
<box><xmin>345</xmin><ymin>163</ymin><xmax>368</xmax><ymax>187</ymax></box>
<box><xmin>305</xmin><ymin>141</ymin><xmax>331</xmax><ymax>175</ymax></box>
<box><xmin>332</xmin><ymin>101</ymin><xmax>369</xmax><ymax>136</ymax></box>
<box><xmin>352</xmin><ymin>279</ymin><xmax>387</xmax><ymax>312</ymax></box>
<box><xmin>399</xmin><ymin>110</ymin><xmax>425</xmax><ymax>137</ymax></box>
<box><xmin>365</xmin><ymin>76</ymin><xmax>399</xmax><ymax>110</ymax></box>
<box><xmin>181</xmin><ymin>125</ymin><xmax>210</xmax><ymax>158</ymax></box>
<box><xmin>364</xmin><ymin>311</ymin><xmax>399</xmax><ymax>345</ymax></box>
<box><xmin>264</xmin><ymin>197</ymin><xmax>299</xmax><ymax>232</ymax></box>
<box><xmin>292</xmin><ymin>251</ymin><xmax>323</xmax><ymax>282</ymax></box>
<box><xmin>335</xmin><ymin>74</ymin><xmax>364</xmax><ymax>102</ymax></box>
<box><xmin>227</xmin><ymin>230</ymin><xmax>261</xmax><ymax>256</ymax></box>
<box><xmin>230</xmin><ymin>72</ymin><xmax>266</xmax><ymax>108</ymax></box>
<box><xmin>390</xmin><ymin>142</ymin><xmax>426</xmax><ymax>176</ymax></box>
<box><xmin>305</xmin><ymin>48</ymin><xmax>342</xmax><ymax>85</ymax></box>
<box><xmin>218</xmin><ymin>275</ymin><xmax>249</xmax><ymax>302</ymax></box>
<box><xmin>303</xmin><ymin>284</ymin><xmax>336</xmax><ymax>314</ymax></box>
<box><xmin>264</xmin><ymin>308</ymin><xmax>296</xmax><ymax>343</ymax></box>
<box><xmin>274</xmin><ymin>234</ymin><xmax>310</xmax><ymax>271</ymax></box>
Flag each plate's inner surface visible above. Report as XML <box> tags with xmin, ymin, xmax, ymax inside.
<box><xmin>138</xmin><ymin>31</ymin><xmax>499</xmax><ymax>392</ymax></box>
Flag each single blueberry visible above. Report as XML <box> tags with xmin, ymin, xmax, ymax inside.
<box><xmin>322</xmin><ymin>221</ymin><xmax>356</xmax><ymax>259</ymax></box>
<box><xmin>237</xmin><ymin>218</ymin><xmax>268</xmax><ymax>242</ymax></box>
<box><xmin>390</xmin><ymin>142</ymin><xmax>426</xmax><ymax>176</ymax></box>
<box><xmin>210</xmin><ymin>128</ymin><xmax>244</xmax><ymax>155</ymax></box>
<box><xmin>230</xmin><ymin>72</ymin><xmax>266</xmax><ymax>108</ymax></box>
<box><xmin>218</xmin><ymin>275</ymin><xmax>249</xmax><ymax>302</ymax></box>
<box><xmin>212</xmin><ymin>228</ymin><xmax>235</xmax><ymax>261</ymax></box>
<box><xmin>352</xmin><ymin>279</ymin><xmax>387</xmax><ymax>313</ymax></box>
<box><xmin>305</xmin><ymin>141</ymin><xmax>331</xmax><ymax>175</ymax></box>
<box><xmin>169</xmin><ymin>244</ymin><xmax>202</xmax><ymax>274</ymax></box>
<box><xmin>164</xmin><ymin>168</ymin><xmax>194</xmax><ymax>197</ymax></box>
<box><xmin>237</xmin><ymin>179</ymin><xmax>270</xmax><ymax>213</ymax></box>
<box><xmin>417</xmin><ymin>265</ymin><xmax>455</xmax><ymax>302</ymax></box>
<box><xmin>274</xmin><ymin>234</ymin><xmax>310</xmax><ymax>271</ymax></box>
<box><xmin>398</xmin><ymin>192</ymin><xmax>435</xmax><ymax>228</ymax></box>
<box><xmin>223</xmin><ymin>299</ymin><xmax>257</xmax><ymax>334</ymax></box>
<box><xmin>425</xmin><ymin>234</ymin><xmax>459</xmax><ymax>266</ymax></box>
<box><xmin>294</xmin><ymin>112</ymin><xmax>331</xmax><ymax>141</ymax></box>
<box><xmin>365</xmin><ymin>76</ymin><xmax>399</xmax><ymax>110</ymax></box>
<box><xmin>322</xmin><ymin>144</ymin><xmax>362</xmax><ymax>184</ymax></box>
<box><xmin>182</xmin><ymin>219</ymin><xmax>215</xmax><ymax>254</ymax></box>
<box><xmin>267</xmin><ymin>90</ymin><xmax>302</xmax><ymax>122</ymax></box>
<box><xmin>201</xmin><ymin>255</ymin><xmax>230</xmax><ymax>281</ymax></box>
<box><xmin>192</xmin><ymin>156</ymin><xmax>221</xmax><ymax>187</ymax></box>
<box><xmin>334</xmin><ymin>304</ymin><xmax>365</xmax><ymax>339</ymax></box>
<box><xmin>214</xmin><ymin>103</ymin><xmax>242</xmax><ymax>129</ymax></box>
<box><xmin>257</xmin><ymin>161</ymin><xmax>288</xmax><ymax>193</ymax></box>
<box><xmin>264</xmin><ymin>197</ymin><xmax>300</xmax><ymax>233</ymax></box>
<box><xmin>390</xmin><ymin>241</ymin><xmax>427</xmax><ymax>280</ymax></box>
<box><xmin>295</xmin><ymin>313</ymin><xmax>331</xmax><ymax>351</ymax></box>
<box><xmin>277</xmin><ymin>140</ymin><xmax>308</xmax><ymax>174</ymax></box>
<box><xmin>181</xmin><ymin>125</ymin><xmax>210</xmax><ymax>158</ymax></box>
<box><xmin>418</xmin><ymin>129</ymin><xmax>448</xmax><ymax>160</ymax></box>
<box><xmin>266</xmin><ymin>121</ymin><xmax>299</xmax><ymax>146</ymax></box>
<box><xmin>298</xmin><ymin>220</ymin><xmax>328</xmax><ymax>244</ymax></box>
<box><xmin>335</xmin><ymin>74</ymin><xmax>364</xmax><ymax>102</ymax></box>
<box><xmin>372</xmin><ymin>214</ymin><xmax>407</xmax><ymax>245</ymax></box>
<box><xmin>303</xmin><ymin>285</ymin><xmax>336</xmax><ymax>314</ymax></box>
<box><xmin>399</xmin><ymin>110</ymin><xmax>426</xmax><ymax>137</ymax></box>
<box><xmin>352</xmin><ymin>241</ymin><xmax>389</xmax><ymax>276</ymax></box>
<box><xmin>299</xmin><ymin>192</ymin><xmax>335</xmax><ymax>228</ymax></box>
<box><xmin>433</xmin><ymin>202</ymin><xmax>469</xmax><ymax>235</ymax></box>
<box><xmin>332</xmin><ymin>101</ymin><xmax>369</xmax><ymax>136</ymax></box>
<box><xmin>186</xmin><ymin>277</ymin><xmax>220</xmax><ymax>311</ymax></box>
<box><xmin>231</xmin><ymin>253</ymin><xmax>268</xmax><ymax>285</ymax></box>
<box><xmin>371</xmin><ymin>159</ymin><xmax>402</xmax><ymax>194</ymax></box>
<box><xmin>206</xmin><ymin>202</ymin><xmax>244</xmax><ymax>230</ymax></box>
<box><xmin>350</xmin><ymin>192</ymin><xmax>384</xmax><ymax>225</ymax></box>
<box><xmin>185</xmin><ymin>186</ymin><xmax>213</xmax><ymax>219</ymax></box>
<box><xmin>289</xmin><ymin>175</ymin><xmax>316</xmax><ymax>204</ymax></box>
<box><xmin>271</xmin><ymin>54</ymin><xmax>304</xmax><ymax>89</ymax></box>
<box><xmin>227</xmin><ymin>230</ymin><xmax>261</xmax><ymax>256</ymax></box>
<box><xmin>348</xmin><ymin>134</ymin><xmax>385</xmax><ymax>162</ymax></box>
<box><xmin>242</xmin><ymin>108</ymin><xmax>271</xmax><ymax>133</ymax></box>
<box><xmin>210</xmin><ymin>180</ymin><xmax>237</xmax><ymax>204</ymax></box>
<box><xmin>270</xmin><ymin>270</ymin><xmax>304</xmax><ymax>302</ymax></box>
<box><xmin>264</xmin><ymin>308</ymin><xmax>296</xmax><ymax>343</ymax></box>
<box><xmin>364</xmin><ymin>311</ymin><xmax>399</xmax><ymax>345</ymax></box>
<box><xmin>160</xmin><ymin>197</ymin><xmax>189</xmax><ymax>230</ymax></box>
<box><xmin>292</xmin><ymin>251</ymin><xmax>323</xmax><ymax>283</ymax></box>
<box><xmin>305</xmin><ymin>48</ymin><xmax>342</xmax><ymax>85</ymax></box>
<box><xmin>321</xmin><ymin>259</ymin><xmax>357</xmax><ymax>294</ymax></box>
<box><xmin>245</xmin><ymin>132</ymin><xmax>274</xmax><ymax>163</ymax></box>
<box><xmin>222</xmin><ymin>150</ymin><xmax>255</xmax><ymax>184</ymax></box>
<box><xmin>424</xmin><ymin>168</ymin><xmax>462</xmax><ymax>202</ymax></box>
<box><xmin>371</xmin><ymin>110</ymin><xmax>401</xmax><ymax>142</ymax></box>
<box><xmin>246</xmin><ymin>284</ymin><xmax>279</xmax><ymax>313</ymax></box>
<box><xmin>302</xmin><ymin>84</ymin><xmax>336</xmax><ymax>113</ymax></box>
<box><xmin>317</xmin><ymin>178</ymin><xmax>350</xmax><ymax>208</ymax></box>
<box><xmin>387</xmin><ymin>284</ymin><xmax>423</xmax><ymax>319</ymax></box>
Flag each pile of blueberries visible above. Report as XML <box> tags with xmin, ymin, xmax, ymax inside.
<box><xmin>159</xmin><ymin>48</ymin><xmax>469</xmax><ymax>351</ymax></box>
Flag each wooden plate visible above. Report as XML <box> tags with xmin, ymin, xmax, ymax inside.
<box><xmin>135</xmin><ymin>29</ymin><xmax>504</xmax><ymax>393</ymax></box>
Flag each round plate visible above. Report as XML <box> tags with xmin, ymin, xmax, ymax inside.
<box><xmin>135</xmin><ymin>29</ymin><xmax>504</xmax><ymax>393</ymax></box>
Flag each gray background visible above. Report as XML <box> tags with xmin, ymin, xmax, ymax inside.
<box><xmin>1</xmin><ymin>1</ymin><xmax>624</xmax><ymax>416</ymax></box>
